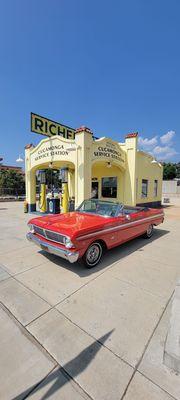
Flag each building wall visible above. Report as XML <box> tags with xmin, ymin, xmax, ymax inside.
<box><xmin>136</xmin><ymin>151</ymin><xmax>163</xmax><ymax>206</ymax></box>
<box><xmin>25</xmin><ymin>130</ymin><xmax>163</xmax><ymax>212</ymax></box>
<box><xmin>92</xmin><ymin>163</ymin><xmax>124</xmax><ymax>203</ymax></box>
<box><xmin>0</xmin><ymin>165</ymin><xmax>24</xmax><ymax>175</ymax></box>
<box><xmin>123</xmin><ymin>136</ymin><xmax>137</xmax><ymax>206</ymax></box>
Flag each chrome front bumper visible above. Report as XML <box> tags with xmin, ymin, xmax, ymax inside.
<box><xmin>26</xmin><ymin>232</ymin><xmax>79</xmax><ymax>263</ymax></box>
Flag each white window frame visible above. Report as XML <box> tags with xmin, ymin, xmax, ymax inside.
<box><xmin>154</xmin><ymin>179</ymin><xmax>158</xmax><ymax>197</ymax></box>
<box><xmin>101</xmin><ymin>177</ymin><xmax>117</xmax><ymax>198</ymax></box>
<box><xmin>141</xmin><ymin>179</ymin><xmax>148</xmax><ymax>198</ymax></box>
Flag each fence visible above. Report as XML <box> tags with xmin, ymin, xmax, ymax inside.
<box><xmin>0</xmin><ymin>187</ymin><xmax>25</xmax><ymax>198</ymax></box>
<box><xmin>162</xmin><ymin>180</ymin><xmax>180</xmax><ymax>194</ymax></box>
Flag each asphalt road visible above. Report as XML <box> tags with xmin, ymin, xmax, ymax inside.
<box><xmin>0</xmin><ymin>202</ymin><xmax>180</xmax><ymax>400</ymax></box>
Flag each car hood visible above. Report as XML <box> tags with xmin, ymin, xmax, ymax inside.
<box><xmin>28</xmin><ymin>212</ymin><xmax>115</xmax><ymax>238</ymax></box>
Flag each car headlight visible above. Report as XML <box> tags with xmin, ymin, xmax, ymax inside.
<box><xmin>63</xmin><ymin>237</ymin><xmax>74</xmax><ymax>249</ymax></box>
<box><xmin>28</xmin><ymin>224</ymin><xmax>34</xmax><ymax>233</ymax></box>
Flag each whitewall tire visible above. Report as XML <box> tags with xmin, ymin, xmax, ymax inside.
<box><xmin>83</xmin><ymin>242</ymin><xmax>103</xmax><ymax>268</ymax></box>
<box><xmin>143</xmin><ymin>224</ymin><xmax>154</xmax><ymax>239</ymax></box>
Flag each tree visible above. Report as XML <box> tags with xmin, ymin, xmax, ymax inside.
<box><xmin>36</xmin><ymin>169</ymin><xmax>62</xmax><ymax>191</ymax></box>
<box><xmin>0</xmin><ymin>169</ymin><xmax>25</xmax><ymax>195</ymax></box>
<box><xmin>175</xmin><ymin>162</ymin><xmax>180</xmax><ymax>179</ymax></box>
<box><xmin>163</xmin><ymin>163</ymin><xmax>176</xmax><ymax>180</ymax></box>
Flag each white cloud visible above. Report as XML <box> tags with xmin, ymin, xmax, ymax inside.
<box><xmin>153</xmin><ymin>146</ymin><xmax>170</xmax><ymax>154</ymax></box>
<box><xmin>152</xmin><ymin>145</ymin><xmax>177</xmax><ymax>160</ymax></box>
<box><xmin>156</xmin><ymin>151</ymin><xmax>177</xmax><ymax>161</ymax></box>
<box><xmin>138</xmin><ymin>136</ymin><xmax>157</xmax><ymax>148</ymax></box>
<box><xmin>138</xmin><ymin>130</ymin><xmax>177</xmax><ymax>161</ymax></box>
<box><xmin>160</xmin><ymin>130</ymin><xmax>175</xmax><ymax>145</ymax></box>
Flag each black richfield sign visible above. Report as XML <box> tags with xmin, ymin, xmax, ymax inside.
<box><xmin>31</xmin><ymin>113</ymin><xmax>75</xmax><ymax>139</ymax></box>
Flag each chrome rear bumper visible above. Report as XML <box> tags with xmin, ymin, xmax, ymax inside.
<box><xmin>26</xmin><ymin>232</ymin><xmax>79</xmax><ymax>263</ymax></box>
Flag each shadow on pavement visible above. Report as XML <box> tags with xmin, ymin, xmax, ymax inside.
<box><xmin>39</xmin><ymin>227</ymin><xmax>169</xmax><ymax>278</ymax></box>
<box><xmin>12</xmin><ymin>330</ymin><xmax>114</xmax><ymax>400</ymax></box>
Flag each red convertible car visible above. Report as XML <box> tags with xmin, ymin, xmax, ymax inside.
<box><xmin>27</xmin><ymin>199</ymin><xmax>164</xmax><ymax>268</ymax></box>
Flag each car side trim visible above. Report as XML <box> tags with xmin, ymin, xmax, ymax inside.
<box><xmin>76</xmin><ymin>213</ymin><xmax>164</xmax><ymax>241</ymax></box>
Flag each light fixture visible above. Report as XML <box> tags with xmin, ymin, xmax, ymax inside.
<box><xmin>16</xmin><ymin>154</ymin><xmax>24</xmax><ymax>163</ymax></box>
<box><xmin>107</xmin><ymin>162</ymin><xmax>112</xmax><ymax>168</ymax></box>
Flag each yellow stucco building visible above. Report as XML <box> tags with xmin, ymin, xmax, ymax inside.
<box><xmin>25</xmin><ymin>127</ymin><xmax>163</xmax><ymax>212</ymax></box>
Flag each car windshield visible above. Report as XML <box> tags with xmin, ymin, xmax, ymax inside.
<box><xmin>77</xmin><ymin>199</ymin><xmax>122</xmax><ymax>217</ymax></box>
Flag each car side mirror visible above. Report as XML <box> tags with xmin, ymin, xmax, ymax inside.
<box><xmin>117</xmin><ymin>212</ymin><xmax>123</xmax><ymax>217</ymax></box>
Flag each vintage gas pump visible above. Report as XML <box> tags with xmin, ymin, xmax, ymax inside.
<box><xmin>61</xmin><ymin>168</ymin><xmax>69</xmax><ymax>213</ymax></box>
<box><xmin>39</xmin><ymin>170</ymin><xmax>47</xmax><ymax>213</ymax></box>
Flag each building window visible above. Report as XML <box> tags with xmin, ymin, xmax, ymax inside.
<box><xmin>154</xmin><ymin>180</ymin><xmax>158</xmax><ymax>197</ymax></box>
<box><xmin>141</xmin><ymin>179</ymin><xmax>148</xmax><ymax>198</ymax></box>
<box><xmin>101</xmin><ymin>177</ymin><xmax>117</xmax><ymax>198</ymax></box>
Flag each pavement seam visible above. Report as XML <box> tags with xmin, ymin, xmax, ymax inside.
<box><xmin>12</xmin><ymin>274</ymin><xmax>53</xmax><ymax>307</ymax></box>
<box><xmin>7</xmin><ymin>247</ymin><xmax>133</xmax><ymax>310</ymax></box>
<box><xmin>0</xmin><ymin>302</ymin><xmax>93</xmax><ymax>400</ymax></box>
<box><xmin>24</xmin><ymin>307</ymin><xmax>54</xmax><ymax>328</ymax></box>
<box><xmin>26</xmin><ymin>306</ymin><xmax>135</xmax><ymax>398</ymax></box>
<box><xmin>0</xmin><ymin>301</ymin><xmax>58</xmax><ymax>365</ymax></box>
<box><xmin>0</xmin><ymin>276</ymin><xmax>53</xmax><ymax>325</ymax></box>
<box><xmin>53</xmin><ymin>251</ymin><xmax>137</xmax><ymax>308</ymax></box>
<box><xmin>1</xmin><ymin>233</ymin><xmax>177</xmax><ymax>317</ymax></box>
<box><xmin>137</xmin><ymin>370</ymin><xmax>178</xmax><ymax>400</ymax></box>
<box><xmin>7</xmin><ymin>259</ymin><xmax>48</xmax><ymax>277</ymax></box>
<box><xmin>22</xmin><ymin>365</ymin><xmax>57</xmax><ymax>400</ymax></box>
<box><xmin>24</xmin><ymin>365</ymin><xmax>93</xmax><ymax>400</ymax></box>
<box><xmin>1</xmin><ymin>250</ymin><xmax>147</xmax><ymax>331</ymax></box>
<box><xmin>0</xmin><ymin>243</ymin><xmax>33</xmax><ymax>256</ymax></box>
<box><xmin>1</xmin><ymin>229</ymin><xmax>174</xmax><ymax>309</ymax></box>
<box><xmin>0</xmin><ymin>240</ymin><xmax>177</xmax><ymax>310</ymax></box>
<box><xmin>110</xmin><ymin>275</ymin><xmax>171</xmax><ymax>301</ymax></box>
<box><xmin>53</xmin><ymin>237</ymin><xmax>179</xmax><ymax>309</ymax></box>
<box><xmin>0</xmin><ymin>274</ymin><xmax>11</xmax><ymax>283</ymax></box>
<box><xmin>14</xmin><ymin>247</ymin><xmax>138</xmax><ymax>313</ymax></box>
<box><xmin>113</xmin><ymin>251</ymin><xmax>180</xmax><ymax>271</ymax></box>
<box><xmin>134</xmin><ymin>251</ymin><xmax>179</xmax><ymax>269</ymax></box>
<box><xmin>0</xmin><ymin>261</ymin><xmax>45</xmax><ymax>279</ymax></box>
<box><xmin>1</xmin><ymin>218</ymin><xmax>179</xmax><ymax>399</ymax></box>
<box><xmin>55</xmin><ymin>308</ymin><xmax>134</xmax><ymax>371</ymax></box>
<box><xmin>120</xmin><ymin>290</ymin><xmax>175</xmax><ymax>400</ymax></box>
<box><xmin>25</xmin><ymin>326</ymin><xmax>96</xmax><ymax>400</ymax></box>
<box><xmin>13</xmin><ymin>238</ymin><xmax>175</xmax><ymax>370</ymax></box>
<box><xmin>26</xmin><ymin>303</ymin><xmax>133</xmax><ymax>371</ymax></box>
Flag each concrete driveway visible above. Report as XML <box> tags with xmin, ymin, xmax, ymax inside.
<box><xmin>0</xmin><ymin>202</ymin><xmax>180</xmax><ymax>400</ymax></box>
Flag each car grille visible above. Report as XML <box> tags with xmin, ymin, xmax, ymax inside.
<box><xmin>34</xmin><ymin>226</ymin><xmax>45</xmax><ymax>237</ymax></box>
<box><xmin>45</xmin><ymin>230</ymin><xmax>65</xmax><ymax>244</ymax></box>
<box><xmin>33</xmin><ymin>225</ymin><xmax>65</xmax><ymax>245</ymax></box>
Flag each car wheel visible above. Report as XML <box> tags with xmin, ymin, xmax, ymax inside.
<box><xmin>83</xmin><ymin>242</ymin><xmax>103</xmax><ymax>268</ymax></box>
<box><xmin>143</xmin><ymin>224</ymin><xmax>154</xmax><ymax>238</ymax></box>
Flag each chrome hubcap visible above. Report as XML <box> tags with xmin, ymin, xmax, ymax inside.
<box><xmin>86</xmin><ymin>244</ymin><xmax>101</xmax><ymax>265</ymax></box>
<box><xmin>147</xmin><ymin>225</ymin><xmax>153</xmax><ymax>236</ymax></box>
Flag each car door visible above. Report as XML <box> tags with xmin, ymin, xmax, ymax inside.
<box><xmin>117</xmin><ymin>210</ymin><xmax>146</xmax><ymax>243</ymax></box>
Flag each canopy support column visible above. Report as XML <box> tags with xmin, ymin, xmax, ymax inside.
<box><xmin>74</xmin><ymin>127</ymin><xmax>93</xmax><ymax>207</ymax></box>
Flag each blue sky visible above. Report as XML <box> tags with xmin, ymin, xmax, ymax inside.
<box><xmin>0</xmin><ymin>0</ymin><xmax>180</xmax><ymax>165</ymax></box>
